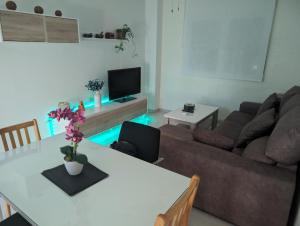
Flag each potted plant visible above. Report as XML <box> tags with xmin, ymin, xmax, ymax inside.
<box><xmin>85</xmin><ymin>79</ymin><xmax>104</xmax><ymax>109</ymax></box>
<box><xmin>48</xmin><ymin>107</ymin><xmax>87</xmax><ymax>176</ymax></box>
<box><xmin>115</xmin><ymin>24</ymin><xmax>137</xmax><ymax>57</ymax></box>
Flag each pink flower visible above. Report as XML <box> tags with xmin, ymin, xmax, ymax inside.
<box><xmin>49</xmin><ymin>107</ymin><xmax>86</xmax><ymax>145</ymax></box>
<box><xmin>65</xmin><ymin>124</ymin><xmax>75</xmax><ymax>136</ymax></box>
<box><xmin>71</xmin><ymin>109</ymin><xmax>85</xmax><ymax>124</ymax></box>
<box><xmin>48</xmin><ymin>111</ymin><xmax>57</xmax><ymax>119</ymax></box>
<box><xmin>66</xmin><ymin>128</ymin><xmax>84</xmax><ymax>144</ymax></box>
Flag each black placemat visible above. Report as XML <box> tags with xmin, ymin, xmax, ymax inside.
<box><xmin>42</xmin><ymin>163</ymin><xmax>108</xmax><ymax>196</ymax></box>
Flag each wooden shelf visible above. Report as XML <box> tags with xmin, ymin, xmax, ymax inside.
<box><xmin>81</xmin><ymin>37</ymin><xmax>124</xmax><ymax>41</ymax></box>
<box><xmin>0</xmin><ymin>10</ymin><xmax>45</xmax><ymax>42</ymax></box>
<box><xmin>0</xmin><ymin>10</ymin><xmax>79</xmax><ymax>43</ymax></box>
<box><xmin>46</xmin><ymin>17</ymin><xmax>79</xmax><ymax>43</ymax></box>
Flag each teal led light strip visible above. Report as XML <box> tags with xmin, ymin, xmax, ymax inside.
<box><xmin>46</xmin><ymin>97</ymin><xmax>154</xmax><ymax>145</ymax></box>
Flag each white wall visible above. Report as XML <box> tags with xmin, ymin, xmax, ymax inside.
<box><xmin>0</xmin><ymin>0</ymin><xmax>146</xmax><ymax>141</ymax></box>
<box><xmin>160</xmin><ymin>0</ymin><xmax>300</xmax><ymax>119</ymax></box>
<box><xmin>144</xmin><ymin>0</ymin><xmax>163</xmax><ymax>110</ymax></box>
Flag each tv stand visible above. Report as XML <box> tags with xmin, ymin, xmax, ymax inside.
<box><xmin>79</xmin><ymin>96</ymin><xmax>147</xmax><ymax>137</ymax></box>
<box><xmin>114</xmin><ymin>96</ymin><xmax>136</xmax><ymax>103</ymax></box>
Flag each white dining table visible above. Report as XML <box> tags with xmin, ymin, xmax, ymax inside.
<box><xmin>0</xmin><ymin>134</ymin><xmax>189</xmax><ymax>226</ymax></box>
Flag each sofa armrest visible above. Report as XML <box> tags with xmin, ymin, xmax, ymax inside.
<box><xmin>240</xmin><ymin>101</ymin><xmax>261</xmax><ymax>116</ymax></box>
<box><xmin>159</xmin><ymin>135</ymin><xmax>296</xmax><ymax>226</ymax></box>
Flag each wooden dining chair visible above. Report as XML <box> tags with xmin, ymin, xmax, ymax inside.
<box><xmin>0</xmin><ymin>119</ymin><xmax>41</xmax><ymax>152</ymax></box>
<box><xmin>154</xmin><ymin>175</ymin><xmax>200</xmax><ymax>226</ymax></box>
<box><xmin>0</xmin><ymin>119</ymin><xmax>41</xmax><ymax>220</ymax></box>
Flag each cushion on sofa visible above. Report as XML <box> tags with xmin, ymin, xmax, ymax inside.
<box><xmin>225</xmin><ymin>111</ymin><xmax>254</xmax><ymax>127</ymax></box>
<box><xmin>242</xmin><ymin>136</ymin><xmax>276</xmax><ymax>165</ymax></box>
<box><xmin>232</xmin><ymin>147</ymin><xmax>244</xmax><ymax>156</ymax></box>
<box><xmin>256</xmin><ymin>93</ymin><xmax>279</xmax><ymax>115</ymax></box>
<box><xmin>279</xmin><ymin>94</ymin><xmax>300</xmax><ymax>118</ymax></box>
<box><xmin>280</xmin><ymin>86</ymin><xmax>300</xmax><ymax>108</ymax></box>
<box><xmin>215</xmin><ymin>120</ymin><xmax>244</xmax><ymax>142</ymax></box>
<box><xmin>239</xmin><ymin>102</ymin><xmax>262</xmax><ymax>116</ymax></box>
<box><xmin>193</xmin><ymin>128</ymin><xmax>235</xmax><ymax>150</ymax></box>
<box><xmin>237</xmin><ymin>108</ymin><xmax>276</xmax><ymax>147</ymax></box>
<box><xmin>266</xmin><ymin>107</ymin><xmax>300</xmax><ymax>165</ymax></box>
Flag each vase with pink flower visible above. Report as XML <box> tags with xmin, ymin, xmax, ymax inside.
<box><xmin>48</xmin><ymin>107</ymin><xmax>88</xmax><ymax>176</ymax></box>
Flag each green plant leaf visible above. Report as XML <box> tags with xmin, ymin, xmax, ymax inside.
<box><xmin>60</xmin><ymin>146</ymin><xmax>73</xmax><ymax>156</ymax></box>
<box><xmin>74</xmin><ymin>154</ymin><xmax>88</xmax><ymax>165</ymax></box>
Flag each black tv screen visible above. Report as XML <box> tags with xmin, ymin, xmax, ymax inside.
<box><xmin>108</xmin><ymin>67</ymin><xmax>141</xmax><ymax>101</ymax></box>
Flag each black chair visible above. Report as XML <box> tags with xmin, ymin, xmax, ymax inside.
<box><xmin>0</xmin><ymin>213</ymin><xmax>31</xmax><ymax>226</ymax></box>
<box><xmin>113</xmin><ymin>121</ymin><xmax>161</xmax><ymax>163</ymax></box>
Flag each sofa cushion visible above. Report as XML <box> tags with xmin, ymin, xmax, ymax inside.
<box><xmin>225</xmin><ymin>111</ymin><xmax>254</xmax><ymax>127</ymax></box>
<box><xmin>279</xmin><ymin>94</ymin><xmax>300</xmax><ymax>118</ymax></box>
<box><xmin>266</xmin><ymin>107</ymin><xmax>300</xmax><ymax>165</ymax></box>
<box><xmin>280</xmin><ymin>86</ymin><xmax>300</xmax><ymax>108</ymax></box>
<box><xmin>232</xmin><ymin>147</ymin><xmax>244</xmax><ymax>156</ymax></box>
<box><xmin>215</xmin><ymin>120</ymin><xmax>244</xmax><ymax>142</ymax></box>
<box><xmin>242</xmin><ymin>136</ymin><xmax>276</xmax><ymax>165</ymax></box>
<box><xmin>239</xmin><ymin>102</ymin><xmax>262</xmax><ymax>116</ymax></box>
<box><xmin>256</xmin><ymin>93</ymin><xmax>279</xmax><ymax>115</ymax></box>
<box><xmin>193</xmin><ymin>128</ymin><xmax>235</xmax><ymax>150</ymax></box>
<box><xmin>237</xmin><ymin>108</ymin><xmax>276</xmax><ymax>147</ymax></box>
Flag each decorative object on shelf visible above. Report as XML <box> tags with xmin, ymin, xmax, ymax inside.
<box><xmin>116</xmin><ymin>29</ymin><xmax>126</xmax><ymax>40</ymax></box>
<box><xmin>115</xmin><ymin>24</ymin><xmax>137</xmax><ymax>57</ymax></box>
<box><xmin>79</xmin><ymin>101</ymin><xmax>85</xmax><ymax>111</ymax></box>
<box><xmin>95</xmin><ymin>32</ymin><xmax>104</xmax><ymax>39</ymax></box>
<box><xmin>105</xmin><ymin>32</ymin><xmax>115</xmax><ymax>39</ymax></box>
<box><xmin>85</xmin><ymin>79</ymin><xmax>104</xmax><ymax>109</ymax></box>
<box><xmin>55</xmin><ymin>10</ymin><xmax>62</xmax><ymax>17</ymax></box>
<box><xmin>58</xmin><ymin>101</ymin><xmax>70</xmax><ymax>110</ymax></box>
<box><xmin>6</xmin><ymin>1</ymin><xmax>17</xmax><ymax>10</ymax></box>
<box><xmin>34</xmin><ymin>6</ymin><xmax>44</xmax><ymax>14</ymax></box>
<box><xmin>48</xmin><ymin>107</ymin><xmax>87</xmax><ymax>176</ymax></box>
<box><xmin>82</xmin><ymin>33</ymin><xmax>93</xmax><ymax>38</ymax></box>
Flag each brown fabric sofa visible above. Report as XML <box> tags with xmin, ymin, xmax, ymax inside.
<box><xmin>158</xmin><ymin>86</ymin><xmax>300</xmax><ymax>226</ymax></box>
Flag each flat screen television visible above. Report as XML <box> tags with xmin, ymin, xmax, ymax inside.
<box><xmin>108</xmin><ymin>67</ymin><xmax>141</xmax><ymax>102</ymax></box>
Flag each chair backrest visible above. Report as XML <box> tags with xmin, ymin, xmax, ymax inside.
<box><xmin>0</xmin><ymin>119</ymin><xmax>41</xmax><ymax>219</ymax></box>
<box><xmin>0</xmin><ymin>119</ymin><xmax>41</xmax><ymax>152</ymax></box>
<box><xmin>119</xmin><ymin>121</ymin><xmax>160</xmax><ymax>163</ymax></box>
<box><xmin>154</xmin><ymin>175</ymin><xmax>200</xmax><ymax>226</ymax></box>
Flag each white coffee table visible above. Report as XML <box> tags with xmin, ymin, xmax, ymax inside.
<box><xmin>164</xmin><ymin>104</ymin><xmax>219</xmax><ymax>130</ymax></box>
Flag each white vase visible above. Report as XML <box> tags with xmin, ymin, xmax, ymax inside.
<box><xmin>64</xmin><ymin>160</ymin><xmax>84</xmax><ymax>176</ymax></box>
<box><xmin>94</xmin><ymin>91</ymin><xmax>102</xmax><ymax>109</ymax></box>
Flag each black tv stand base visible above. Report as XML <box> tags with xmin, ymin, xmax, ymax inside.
<box><xmin>114</xmin><ymin>96</ymin><xmax>137</xmax><ymax>103</ymax></box>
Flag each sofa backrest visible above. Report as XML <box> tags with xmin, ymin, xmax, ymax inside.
<box><xmin>240</xmin><ymin>86</ymin><xmax>300</xmax><ymax>168</ymax></box>
<box><xmin>265</xmin><ymin>107</ymin><xmax>300</xmax><ymax>165</ymax></box>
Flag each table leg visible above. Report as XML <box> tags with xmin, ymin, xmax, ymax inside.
<box><xmin>212</xmin><ymin>110</ymin><xmax>219</xmax><ymax>129</ymax></box>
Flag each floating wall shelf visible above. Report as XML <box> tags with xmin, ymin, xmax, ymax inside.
<box><xmin>0</xmin><ymin>10</ymin><xmax>79</xmax><ymax>43</ymax></box>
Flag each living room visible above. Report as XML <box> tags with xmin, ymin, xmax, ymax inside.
<box><xmin>0</xmin><ymin>0</ymin><xmax>299</xmax><ymax>225</ymax></box>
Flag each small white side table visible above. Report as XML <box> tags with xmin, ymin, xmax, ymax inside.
<box><xmin>164</xmin><ymin>104</ymin><xmax>219</xmax><ymax>130</ymax></box>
